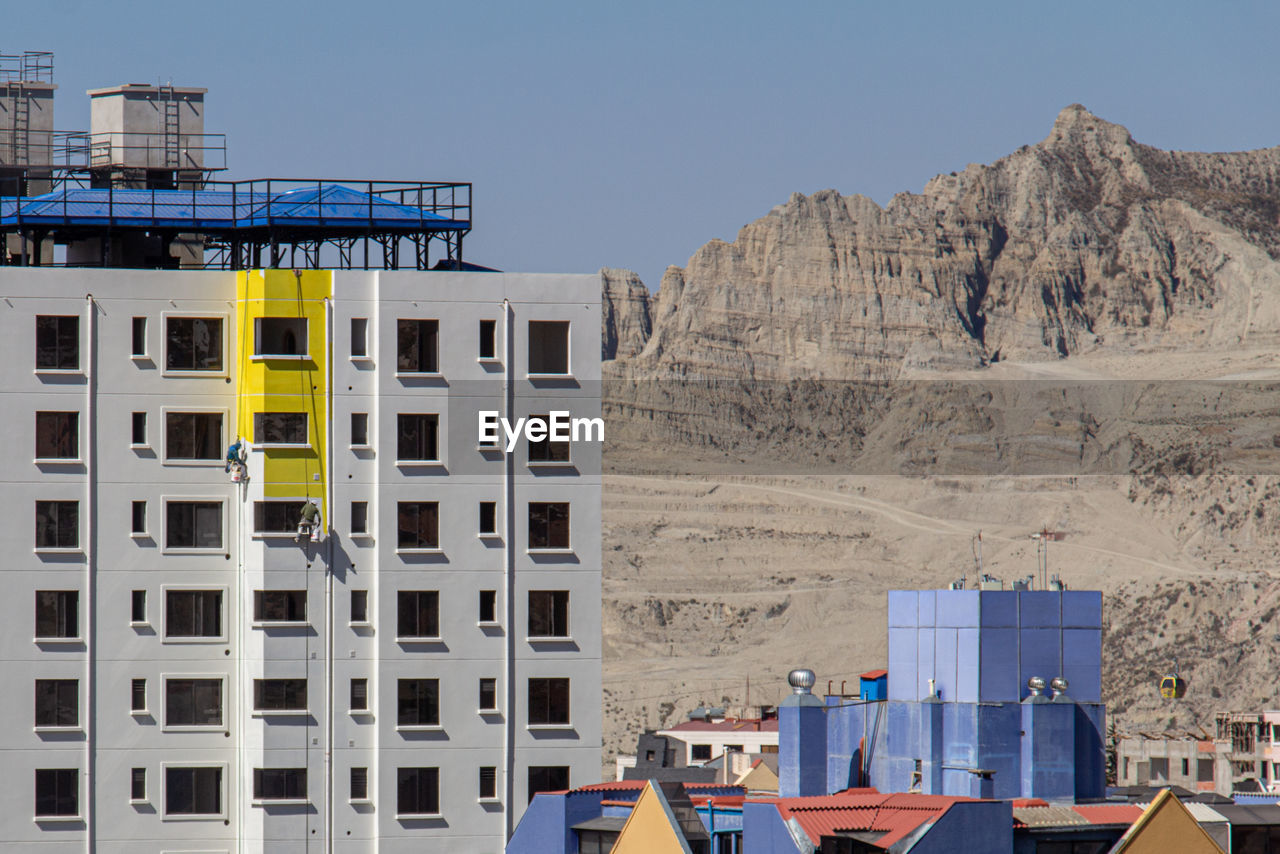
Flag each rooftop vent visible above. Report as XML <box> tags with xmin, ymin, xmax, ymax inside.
<box><xmin>788</xmin><ymin>668</ymin><xmax>816</xmax><ymax>695</ymax></box>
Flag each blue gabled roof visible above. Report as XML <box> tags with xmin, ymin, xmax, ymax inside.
<box><xmin>0</xmin><ymin>184</ymin><xmax>467</xmax><ymax>231</ymax></box>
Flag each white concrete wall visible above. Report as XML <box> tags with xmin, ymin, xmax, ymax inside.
<box><xmin>0</xmin><ymin>267</ymin><xmax>602</xmax><ymax>854</ymax></box>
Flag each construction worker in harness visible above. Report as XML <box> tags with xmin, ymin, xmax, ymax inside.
<box><xmin>225</xmin><ymin>438</ymin><xmax>246</xmax><ymax>478</ymax></box>
<box><xmin>297</xmin><ymin>499</ymin><xmax>321</xmax><ymax>543</ymax></box>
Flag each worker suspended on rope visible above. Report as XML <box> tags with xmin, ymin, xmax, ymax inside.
<box><xmin>225</xmin><ymin>437</ymin><xmax>246</xmax><ymax>479</ymax></box>
<box><xmin>297</xmin><ymin>499</ymin><xmax>321</xmax><ymax>543</ymax></box>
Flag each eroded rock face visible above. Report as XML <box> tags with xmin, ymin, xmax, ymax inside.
<box><xmin>601</xmin><ymin>267</ymin><xmax>654</xmax><ymax>360</ymax></box>
<box><xmin>612</xmin><ymin>105</ymin><xmax>1280</xmax><ymax>380</ymax></box>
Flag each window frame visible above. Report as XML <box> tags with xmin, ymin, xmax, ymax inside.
<box><xmin>478</xmin><ymin>318</ymin><xmax>498</xmax><ymax>361</ymax></box>
<box><xmin>35</xmin><ymin>500</ymin><xmax>80</xmax><ymax>552</ymax></box>
<box><xmin>252</xmin><ymin>590</ymin><xmax>307</xmax><ymax>625</ymax></box>
<box><xmin>163</xmin><ymin>498</ymin><xmax>225</xmax><ymax>553</ymax></box>
<box><xmin>527</xmin><ymin>766</ymin><xmax>569</xmax><ymax>804</ymax></box>
<box><xmin>162</xmin><ymin>763</ymin><xmax>226</xmax><ymax>820</ymax></box>
<box><xmin>252</xmin><ymin>500</ymin><xmax>307</xmax><ymax>538</ymax></box>
<box><xmin>35</xmin><ymin>315</ymin><xmax>80</xmax><ymax>373</ymax></box>
<box><xmin>350</xmin><ymin>412</ymin><xmax>370</xmax><ymax>448</ymax></box>
<box><xmin>350</xmin><ymin>766</ymin><xmax>370</xmax><ymax>802</ymax></box>
<box><xmin>130</xmin><ymin>316</ymin><xmax>148</xmax><ymax>359</ymax></box>
<box><xmin>34</xmin><ymin>679</ymin><xmax>79</xmax><ymax>730</ymax></box>
<box><xmin>252</xmin><ymin>316</ymin><xmax>309</xmax><ymax>360</ymax></box>
<box><xmin>162</xmin><ymin>408</ymin><xmax>226</xmax><ymax>465</ymax></box>
<box><xmin>350</xmin><ymin>589</ymin><xmax>369</xmax><ymax>625</ymax></box>
<box><xmin>395</xmin><ymin>413</ymin><xmax>441</xmax><ymax>464</ymax></box>
<box><xmin>130</xmin><ymin>678</ymin><xmax>148</xmax><ymax>715</ymax></box>
<box><xmin>130</xmin><ymin>767</ymin><xmax>147</xmax><ymax>803</ymax></box>
<box><xmin>252</xmin><ymin>768</ymin><xmax>308</xmax><ymax>804</ymax></box>
<box><xmin>162</xmin><ymin>587</ymin><xmax>227</xmax><ymax>644</ymax></box>
<box><xmin>396</xmin><ymin>678</ymin><xmax>441</xmax><ymax>729</ymax></box>
<box><xmin>527</xmin><ymin>677</ymin><xmax>571</xmax><ymax>728</ymax></box>
<box><xmin>395</xmin><ymin>766</ymin><xmax>440</xmax><ymax>818</ymax></box>
<box><xmin>479</xmin><ymin>501</ymin><xmax>498</xmax><ymax>537</ymax></box>
<box><xmin>528</xmin><ymin>590</ymin><xmax>571</xmax><ymax>640</ymax></box>
<box><xmin>131</xmin><ymin>501</ymin><xmax>148</xmax><ymax>538</ymax></box>
<box><xmin>478</xmin><ymin>589</ymin><xmax>498</xmax><ymax>625</ymax></box>
<box><xmin>478</xmin><ymin>766</ymin><xmax>498</xmax><ymax>802</ymax></box>
<box><xmin>162</xmin><ymin>676</ymin><xmax>226</xmax><ymax>730</ymax></box>
<box><xmin>34</xmin><ymin>411</ymin><xmax>80</xmax><ymax>462</ymax></box>
<box><xmin>130</xmin><ymin>589</ymin><xmax>147</xmax><ymax>625</ymax></box>
<box><xmin>162</xmin><ymin>314</ymin><xmax>227</xmax><ymax>377</ymax></box>
<box><xmin>350</xmin><ymin>501</ymin><xmax>370</xmax><ymax>537</ymax></box>
<box><xmin>479</xmin><ymin>678</ymin><xmax>498</xmax><ymax>713</ymax></box>
<box><xmin>527</xmin><ymin>320</ymin><xmax>571</xmax><ymax>377</ymax></box>
<box><xmin>527</xmin><ymin>501</ymin><xmax>571</xmax><ymax>552</ymax></box>
<box><xmin>350</xmin><ymin>678</ymin><xmax>369</xmax><ymax>714</ymax></box>
<box><xmin>396</xmin><ymin>501</ymin><xmax>440</xmax><ymax>552</ymax></box>
<box><xmin>252</xmin><ymin>678</ymin><xmax>309</xmax><ymax>715</ymax></box>
<box><xmin>34</xmin><ymin>768</ymin><xmax>79</xmax><ymax>819</ymax></box>
<box><xmin>396</xmin><ymin>590</ymin><xmax>440</xmax><ymax>640</ymax></box>
<box><xmin>350</xmin><ymin>317</ymin><xmax>370</xmax><ymax>360</ymax></box>
<box><xmin>395</xmin><ymin>318</ymin><xmax>440</xmax><ymax>375</ymax></box>
<box><xmin>35</xmin><ymin>589</ymin><xmax>80</xmax><ymax>641</ymax></box>
<box><xmin>131</xmin><ymin>411</ymin><xmax>148</xmax><ymax>447</ymax></box>
<box><xmin>253</xmin><ymin>411</ymin><xmax>310</xmax><ymax>448</ymax></box>
<box><xmin>526</xmin><ymin>413</ymin><xmax>571</xmax><ymax>465</ymax></box>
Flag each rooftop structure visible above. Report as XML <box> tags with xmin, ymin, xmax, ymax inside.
<box><xmin>0</xmin><ymin>52</ymin><xmax>470</xmax><ymax>270</ymax></box>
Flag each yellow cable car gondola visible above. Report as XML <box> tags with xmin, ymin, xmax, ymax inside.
<box><xmin>1159</xmin><ymin>659</ymin><xmax>1187</xmax><ymax>699</ymax></box>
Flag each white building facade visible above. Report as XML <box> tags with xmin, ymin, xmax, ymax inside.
<box><xmin>0</xmin><ymin>266</ymin><xmax>602</xmax><ymax>853</ymax></box>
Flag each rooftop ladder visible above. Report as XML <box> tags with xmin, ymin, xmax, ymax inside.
<box><xmin>161</xmin><ymin>84</ymin><xmax>180</xmax><ymax>169</ymax></box>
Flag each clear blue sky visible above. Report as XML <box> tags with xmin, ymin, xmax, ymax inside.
<box><xmin>13</xmin><ymin>1</ymin><xmax>1280</xmax><ymax>288</ymax></box>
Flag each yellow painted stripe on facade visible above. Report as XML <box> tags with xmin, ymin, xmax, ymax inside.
<box><xmin>235</xmin><ymin>269</ymin><xmax>332</xmax><ymax>526</ymax></box>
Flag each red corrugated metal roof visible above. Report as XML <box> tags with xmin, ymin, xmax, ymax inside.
<box><xmin>1013</xmin><ymin>798</ymin><xmax>1050</xmax><ymax>808</ymax></box>
<box><xmin>663</xmin><ymin>718</ymin><xmax>780</xmax><ymax>733</ymax></box>
<box><xmin>768</xmin><ymin>790</ymin><xmax>969</xmax><ymax>847</ymax></box>
<box><xmin>1070</xmin><ymin>804</ymin><xmax>1145</xmax><ymax>825</ymax></box>
<box><xmin>861</xmin><ymin>669</ymin><xmax>889</xmax><ymax>680</ymax></box>
<box><xmin>575</xmin><ymin>780</ymin><xmax>739</xmax><ymax>793</ymax></box>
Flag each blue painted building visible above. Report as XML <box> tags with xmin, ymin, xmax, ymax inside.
<box><xmin>788</xmin><ymin>588</ymin><xmax>1107</xmax><ymax>803</ymax></box>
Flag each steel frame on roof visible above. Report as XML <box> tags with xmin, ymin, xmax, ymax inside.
<box><xmin>0</xmin><ymin>176</ymin><xmax>472</xmax><ymax>270</ymax></box>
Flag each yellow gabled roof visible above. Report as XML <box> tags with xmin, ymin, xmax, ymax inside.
<box><xmin>610</xmin><ymin>781</ymin><xmax>696</xmax><ymax>854</ymax></box>
<box><xmin>1108</xmin><ymin>788</ymin><xmax>1223</xmax><ymax>854</ymax></box>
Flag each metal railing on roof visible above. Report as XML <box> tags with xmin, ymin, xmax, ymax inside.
<box><xmin>0</xmin><ymin>51</ymin><xmax>54</xmax><ymax>84</ymax></box>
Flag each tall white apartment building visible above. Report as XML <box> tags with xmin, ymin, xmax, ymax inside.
<box><xmin>0</xmin><ymin>265</ymin><xmax>602</xmax><ymax>853</ymax></box>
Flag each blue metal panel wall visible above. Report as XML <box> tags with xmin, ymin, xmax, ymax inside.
<box><xmin>888</xmin><ymin>627</ymin><xmax>918</xmax><ymax>701</ymax></box>
<box><xmin>1019</xmin><ymin>591</ymin><xmax>1062</xmax><ymax>627</ymax></box>
<box><xmin>1062</xmin><ymin>590</ymin><xmax>1103</xmax><ymax>628</ymax></box>
<box><xmin>1020</xmin><ymin>701</ymin><xmax>1076</xmax><ymax>801</ymax></box>
<box><xmin>979</xmin><ymin>590</ymin><xmax>1018</xmax><ymax>627</ymax></box>
<box><xmin>871</xmin><ymin>701</ymin><xmax>916</xmax><ymax>793</ymax></box>
<box><xmin>979</xmin><ymin>628</ymin><xmax>1020</xmax><ymax>701</ymax></box>
<box><xmin>934</xmin><ymin>628</ymin><xmax>958</xmax><ymax>701</ymax></box>
<box><xmin>779</xmin><ymin>700</ymin><xmax>828</xmax><ymax>798</ymax></box>
<box><xmin>1074</xmin><ymin>702</ymin><xmax>1107</xmax><ymax>799</ymax></box>
<box><xmin>1062</xmin><ymin>628</ymin><xmax>1103</xmax><ymax>702</ymax></box>
<box><xmin>936</xmin><ymin>590</ymin><xmax>980</xmax><ymax>627</ymax></box>
<box><xmin>888</xmin><ymin>590</ymin><xmax>919</xmax><ymax>627</ymax></box>
<box><xmin>921</xmin><ymin>699</ymin><xmax>945</xmax><ymax>794</ymax></box>
<box><xmin>742</xmin><ymin>801</ymin><xmax>804</xmax><ymax>854</ymax></box>
<box><xmin>506</xmin><ymin>790</ymin><xmax>605</xmax><ymax>854</ymax></box>
<box><xmin>918</xmin><ymin>589</ymin><xmax>937</xmax><ymax>627</ymax></box>
<box><xmin>977</xmin><ymin>702</ymin><xmax>1024</xmax><ymax>800</ymax></box>
<box><xmin>906</xmin><ymin>802</ymin><xmax>1015</xmax><ymax>854</ymax></box>
<box><xmin>825</xmin><ymin>702</ymin><xmax>869</xmax><ymax>793</ymax></box>
<box><xmin>1019</xmin><ymin>627</ymin><xmax>1062</xmax><ymax>694</ymax></box>
<box><xmin>940</xmin><ymin>701</ymin><xmax>978</xmax><ymax>797</ymax></box>
<box><xmin>956</xmin><ymin>628</ymin><xmax>980</xmax><ymax>702</ymax></box>
<box><xmin>917</xmin><ymin>627</ymin><xmax>936</xmax><ymax>700</ymax></box>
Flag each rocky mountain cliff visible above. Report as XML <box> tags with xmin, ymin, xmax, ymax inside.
<box><xmin>595</xmin><ymin>107</ymin><xmax>1280</xmax><ymax>758</ymax></box>
<box><xmin>605</xmin><ymin>105</ymin><xmax>1280</xmax><ymax>379</ymax></box>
